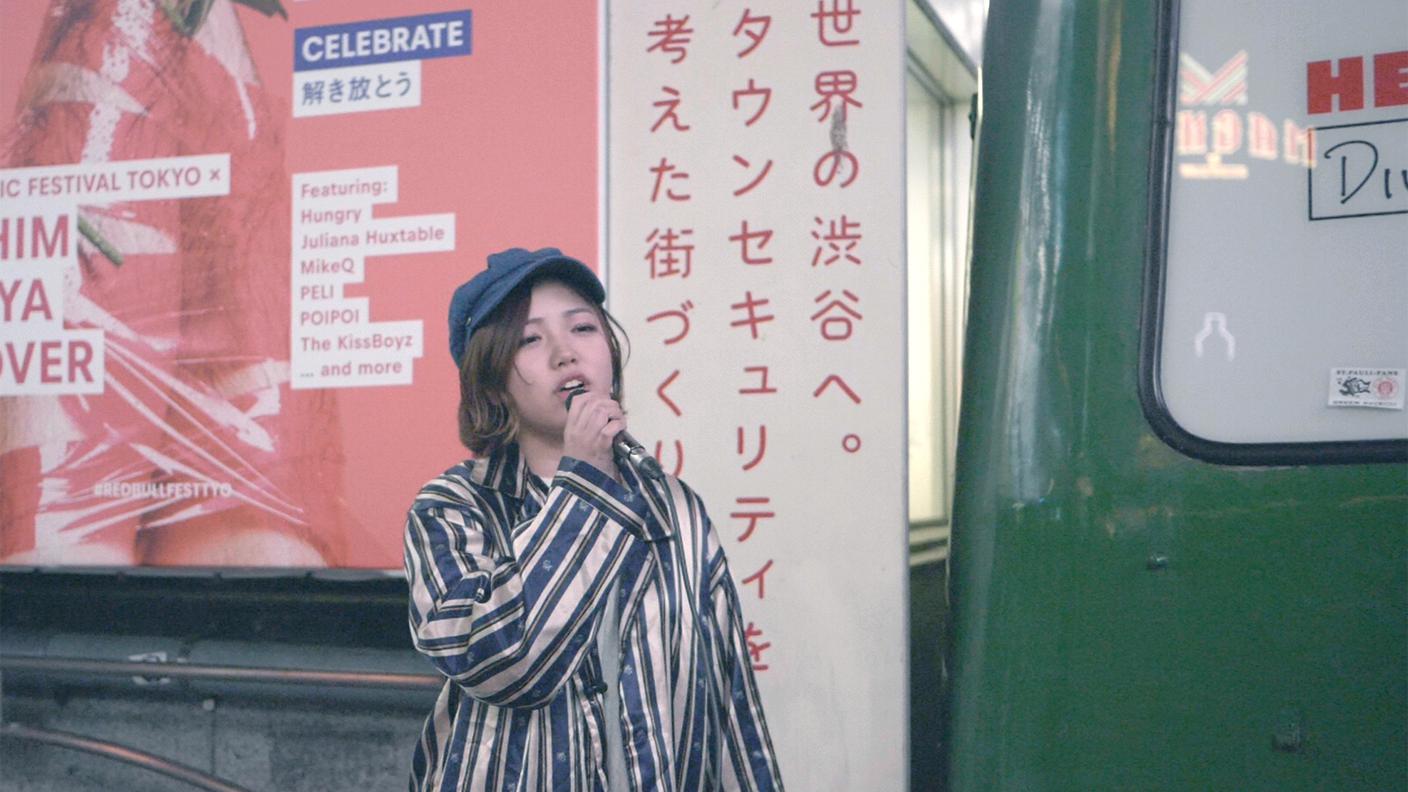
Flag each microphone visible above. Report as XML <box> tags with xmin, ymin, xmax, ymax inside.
<box><xmin>566</xmin><ymin>388</ymin><xmax>666</xmax><ymax>481</ymax></box>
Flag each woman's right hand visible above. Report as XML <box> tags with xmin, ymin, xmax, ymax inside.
<box><xmin>563</xmin><ymin>389</ymin><xmax>625</xmax><ymax>480</ymax></box>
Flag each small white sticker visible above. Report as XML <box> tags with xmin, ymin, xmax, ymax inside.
<box><xmin>1328</xmin><ymin>368</ymin><xmax>1405</xmax><ymax>410</ymax></box>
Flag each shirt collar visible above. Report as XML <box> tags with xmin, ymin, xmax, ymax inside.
<box><xmin>465</xmin><ymin>443</ymin><xmax>536</xmax><ymax>501</ymax></box>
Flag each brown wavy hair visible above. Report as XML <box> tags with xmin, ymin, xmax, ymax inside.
<box><xmin>457</xmin><ymin>274</ymin><xmax>627</xmax><ymax>455</ymax></box>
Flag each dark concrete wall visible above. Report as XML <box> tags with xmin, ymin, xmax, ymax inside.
<box><xmin>1</xmin><ymin>689</ymin><xmax>426</xmax><ymax>791</ymax></box>
<box><xmin>0</xmin><ymin>573</ymin><xmax>434</xmax><ymax>791</ymax></box>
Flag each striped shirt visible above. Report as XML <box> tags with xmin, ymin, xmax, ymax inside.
<box><xmin>404</xmin><ymin>445</ymin><xmax>784</xmax><ymax>791</ymax></box>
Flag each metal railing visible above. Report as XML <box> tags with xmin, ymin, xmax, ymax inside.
<box><xmin>1</xmin><ymin>723</ymin><xmax>254</xmax><ymax>792</ymax></box>
<box><xmin>0</xmin><ymin>654</ymin><xmax>441</xmax><ymax>690</ymax></box>
<box><xmin>0</xmin><ymin>644</ymin><xmax>441</xmax><ymax>790</ymax></box>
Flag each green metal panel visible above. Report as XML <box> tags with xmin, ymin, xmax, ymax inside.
<box><xmin>944</xmin><ymin>1</ymin><xmax>1408</xmax><ymax>789</ymax></box>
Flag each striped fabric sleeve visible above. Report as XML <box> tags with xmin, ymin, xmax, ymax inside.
<box><xmin>708</xmin><ymin>523</ymin><xmax>786</xmax><ymax>792</ymax></box>
<box><xmin>404</xmin><ymin>458</ymin><xmax>652</xmax><ymax>709</ymax></box>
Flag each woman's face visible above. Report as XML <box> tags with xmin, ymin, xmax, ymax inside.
<box><xmin>506</xmin><ymin>279</ymin><xmax>615</xmax><ymax>448</ymax></box>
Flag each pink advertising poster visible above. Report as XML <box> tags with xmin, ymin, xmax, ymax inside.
<box><xmin>0</xmin><ymin>0</ymin><xmax>599</xmax><ymax>569</ymax></box>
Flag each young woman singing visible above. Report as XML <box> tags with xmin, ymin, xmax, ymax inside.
<box><xmin>404</xmin><ymin>247</ymin><xmax>784</xmax><ymax>791</ymax></box>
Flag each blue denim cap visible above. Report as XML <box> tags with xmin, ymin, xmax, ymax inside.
<box><xmin>448</xmin><ymin>247</ymin><xmax>604</xmax><ymax>367</ymax></box>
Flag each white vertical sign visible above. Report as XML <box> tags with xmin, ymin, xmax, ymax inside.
<box><xmin>607</xmin><ymin>3</ymin><xmax>906</xmax><ymax>789</ymax></box>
